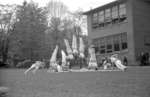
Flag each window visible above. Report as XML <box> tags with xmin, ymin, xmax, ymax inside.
<box><xmin>121</xmin><ymin>32</ymin><xmax>128</xmax><ymax>49</ymax></box>
<box><xmin>144</xmin><ymin>35</ymin><xmax>150</xmax><ymax>46</ymax></box>
<box><xmin>113</xmin><ymin>35</ymin><xmax>120</xmax><ymax>51</ymax></box>
<box><xmin>112</xmin><ymin>6</ymin><xmax>119</xmax><ymax>23</ymax></box>
<box><xmin>105</xmin><ymin>8</ymin><xmax>111</xmax><ymax>25</ymax></box>
<box><xmin>106</xmin><ymin>37</ymin><xmax>113</xmax><ymax>53</ymax></box>
<box><xmin>92</xmin><ymin>33</ymin><xmax>128</xmax><ymax>55</ymax></box>
<box><xmin>92</xmin><ymin>12</ymin><xmax>98</xmax><ymax>28</ymax></box>
<box><xmin>93</xmin><ymin>39</ymin><xmax>99</xmax><ymax>53</ymax></box>
<box><xmin>98</xmin><ymin>11</ymin><xmax>104</xmax><ymax>27</ymax></box>
<box><xmin>100</xmin><ymin>38</ymin><xmax>106</xmax><ymax>54</ymax></box>
<box><xmin>97</xmin><ymin>39</ymin><xmax>101</xmax><ymax>54</ymax></box>
<box><xmin>93</xmin><ymin>13</ymin><xmax>98</xmax><ymax>23</ymax></box>
<box><xmin>119</xmin><ymin>3</ymin><xmax>127</xmax><ymax>22</ymax></box>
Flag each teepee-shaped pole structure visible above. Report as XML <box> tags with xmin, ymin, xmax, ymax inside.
<box><xmin>64</xmin><ymin>39</ymin><xmax>74</xmax><ymax>59</ymax></box>
<box><xmin>49</xmin><ymin>45</ymin><xmax>58</xmax><ymax>68</ymax></box>
<box><xmin>61</xmin><ymin>50</ymin><xmax>67</xmax><ymax>67</ymax></box>
<box><xmin>72</xmin><ymin>35</ymin><xmax>78</xmax><ymax>54</ymax></box>
<box><xmin>79</xmin><ymin>37</ymin><xmax>85</xmax><ymax>58</ymax></box>
<box><xmin>88</xmin><ymin>46</ymin><xmax>98</xmax><ymax>69</ymax></box>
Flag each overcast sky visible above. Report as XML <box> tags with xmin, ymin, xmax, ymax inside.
<box><xmin>0</xmin><ymin>0</ymin><xmax>116</xmax><ymax>12</ymax></box>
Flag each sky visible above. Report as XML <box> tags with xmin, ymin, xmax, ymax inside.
<box><xmin>0</xmin><ymin>0</ymin><xmax>116</xmax><ymax>12</ymax></box>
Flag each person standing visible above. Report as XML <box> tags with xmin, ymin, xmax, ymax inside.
<box><xmin>123</xmin><ymin>56</ymin><xmax>128</xmax><ymax>66</ymax></box>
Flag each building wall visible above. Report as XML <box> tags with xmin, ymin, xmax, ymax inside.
<box><xmin>87</xmin><ymin>14</ymin><xmax>93</xmax><ymax>45</ymax></box>
<box><xmin>86</xmin><ymin>0</ymin><xmax>137</xmax><ymax>65</ymax></box>
<box><xmin>125</xmin><ymin>0</ymin><xmax>136</xmax><ymax>65</ymax></box>
<box><xmin>133</xmin><ymin>0</ymin><xmax>150</xmax><ymax>60</ymax></box>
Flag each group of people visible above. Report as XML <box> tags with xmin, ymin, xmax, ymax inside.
<box><xmin>24</xmin><ymin>35</ymin><xmax>86</xmax><ymax>74</ymax></box>
<box><xmin>139</xmin><ymin>52</ymin><xmax>150</xmax><ymax>66</ymax></box>
<box><xmin>24</xmin><ymin>47</ymin><xmax>85</xmax><ymax>74</ymax></box>
<box><xmin>102</xmin><ymin>54</ymin><xmax>127</xmax><ymax>71</ymax></box>
<box><xmin>24</xmin><ymin>61</ymin><xmax>45</xmax><ymax>74</ymax></box>
<box><xmin>24</xmin><ymin>54</ymin><xmax>127</xmax><ymax>75</ymax></box>
<box><xmin>24</xmin><ymin>35</ymin><xmax>127</xmax><ymax>74</ymax></box>
<box><xmin>24</xmin><ymin>53</ymin><xmax>127</xmax><ymax>75</ymax></box>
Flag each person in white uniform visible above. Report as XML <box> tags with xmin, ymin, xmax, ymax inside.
<box><xmin>103</xmin><ymin>57</ymin><xmax>112</xmax><ymax>70</ymax></box>
<box><xmin>48</xmin><ymin>45</ymin><xmax>59</xmax><ymax>72</ymax></box>
<box><xmin>64</xmin><ymin>39</ymin><xmax>74</xmax><ymax>59</ymax></box>
<box><xmin>24</xmin><ymin>61</ymin><xmax>45</xmax><ymax>74</ymax></box>
<box><xmin>61</xmin><ymin>50</ymin><xmax>70</xmax><ymax>71</ymax></box>
<box><xmin>88</xmin><ymin>46</ymin><xmax>98</xmax><ymax>70</ymax></box>
<box><xmin>72</xmin><ymin>35</ymin><xmax>78</xmax><ymax>54</ymax></box>
<box><xmin>110</xmin><ymin>54</ymin><xmax>127</xmax><ymax>71</ymax></box>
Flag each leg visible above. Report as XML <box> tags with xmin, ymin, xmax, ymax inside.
<box><xmin>115</xmin><ymin>60</ymin><xmax>126</xmax><ymax>71</ymax></box>
<box><xmin>24</xmin><ymin>65</ymin><xmax>35</xmax><ymax>74</ymax></box>
<box><xmin>32</xmin><ymin>66</ymin><xmax>39</xmax><ymax>74</ymax></box>
<box><xmin>104</xmin><ymin>65</ymin><xmax>107</xmax><ymax>70</ymax></box>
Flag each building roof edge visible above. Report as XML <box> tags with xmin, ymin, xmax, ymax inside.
<box><xmin>83</xmin><ymin>0</ymin><xmax>126</xmax><ymax>15</ymax></box>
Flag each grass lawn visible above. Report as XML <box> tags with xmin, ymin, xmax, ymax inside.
<box><xmin>0</xmin><ymin>66</ymin><xmax>150</xmax><ymax>97</ymax></box>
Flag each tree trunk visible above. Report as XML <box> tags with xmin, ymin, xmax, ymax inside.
<box><xmin>1</xmin><ymin>38</ymin><xmax>9</xmax><ymax>64</ymax></box>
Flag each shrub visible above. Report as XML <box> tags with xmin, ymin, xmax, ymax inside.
<box><xmin>16</xmin><ymin>60</ymin><xmax>34</xmax><ymax>68</ymax></box>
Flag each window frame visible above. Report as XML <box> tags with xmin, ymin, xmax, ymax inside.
<box><xmin>98</xmin><ymin>11</ymin><xmax>105</xmax><ymax>28</ymax></box>
<box><xmin>92</xmin><ymin>12</ymin><xmax>99</xmax><ymax>28</ymax></box>
<box><xmin>119</xmin><ymin>3</ymin><xmax>127</xmax><ymax>22</ymax></box>
<box><xmin>113</xmin><ymin>35</ymin><xmax>121</xmax><ymax>51</ymax></box>
<box><xmin>121</xmin><ymin>32</ymin><xmax>128</xmax><ymax>50</ymax></box>
<box><xmin>111</xmin><ymin>5</ymin><xmax>119</xmax><ymax>24</ymax></box>
<box><xmin>106</xmin><ymin>37</ymin><xmax>113</xmax><ymax>53</ymax></box>
<box><xmin>92</xmin><ymin>32</ymin><xmax>128</xmax><ymax>55</ymax></box>
<box><xmin>104</xmin><ymin>8</ymin><xmax>111</xmax><ymax>25</ymax></box>
<box><xmin>100</xmin><ymin>38</ymin><xmax>106</xmax><ymax>54</ymax></box>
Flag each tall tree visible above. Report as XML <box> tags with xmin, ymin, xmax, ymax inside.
<box><xmin>45</xmin><ymin>1</ymin><xmax>88</xmax><ymax>59</ymax></box>
<box><xmin>45</xmin><ymin>1</ymin><xmax>72</xmax><ymax>57</ymax></box>
<box><xmin>46</xmin><ymin>0</ymin><xmax>68</xmax><ymax>20</ymax></box>
<box><xmin>71</xmin><ymin>8</ymin><xmax>87</xmax><ymax>36</ymax></box>
<box><xmin>0</xmin><ymin>4</ymin><xmax>17</xmax><ymax>65</ymax></box>
<box><xmin>11</xmin><ymin>1</ymin><xmax>47</xmax><ymax>61</ymax></box>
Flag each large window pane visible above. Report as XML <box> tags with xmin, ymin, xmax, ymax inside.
<box><xmin>93</xmin><ymin>39</ymin><xmax>99</xmax><ymax>53</ymax></box>
<box><xmin>92</xmin><ymin>12</ymin><xmax>98</xmax><ymax>28</ymax></box>
<box><xmin>119</xmin><ymin>3</ymin><xmax>126</xmax><ymax>16</ymax></box>
<box><xmin>98</xmin><ymin>11</ymin><xmax>104</xmax><ymax>27</ymax></box>
<box><xmin>105</xmin><ymin>9</ymin><xmax>111</xmax><ymax>19</ymax></box>
<box><xmin>112</xmin><ymin>6</ymin><xmax>118</xmax><ymax>19</ymax></box>
<box><xmin>100</xmin><ymin>38</ymin><xmax>106</xmax><ymax>54</ymax></box>
<box><xmin>119</xmin><ymin>3</ymin><xmax>127</xmax><ymax>22</ymax></box>
<box><xmin>121</xmin><ymin>32</ymin><xmax>128</xmax><ymax>50</ymax></box>
<box><xmin>92</xmin><ymin>13</ymin><xmax>98</xmax><ymax>23</ymax></box>
<box><xmin>92</xmin><ymin>33</ymin><xmax>128</xmax><ymax>55</ymax></box>
<box><xmin>98</xmin><ymin>11</ymin><xmax>104</xmax><ymax>23</ymax></box>
<box><xmin>144</xmin><ymin>35</ymin><xmax>150</xmax><ymax>46</ymax></box>
<box><xmin>105</xmin><ymin>8</ymin><xmax>111</xmax><ymax>24</ymax></box>
<box><xmin>113</xmin><ymin>35</ymin><xmax>120</xmax><ymax>51</ymax></box>
<box><xmin>112</xmin><ymin>6</ymin><xmax>119</xmax><ymax>23</ymax></box>
<box><xmin>106</xmin><ymin>37</ymin><xmax>113</xmax><ymax>53</ymax></box>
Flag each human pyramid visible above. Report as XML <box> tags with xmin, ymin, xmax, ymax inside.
<box><xmin>24</xmin><ymin>35</ymin><xmax>127</xmax><ymax>74</ymax></box>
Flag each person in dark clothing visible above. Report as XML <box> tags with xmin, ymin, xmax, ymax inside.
<box><xmin>103</xmin><ymin>57</ymin><xmax>112</xmax><ymax>70</ymax></box>
<box><xmin>143</xmin><ymin>53</ymin><xmax>147</xmax><ymax>66</ymax></box>
<box><xmin>123</xmin><ymin>56</ymin><xmax>128</xmax><ymax>66</ymax></box>
<box><xmin>140</xmin><ymin>52</ymin><xmax>144</xmax><ymax>66</ymax></box>
<box><xmin>140</xmin><ymin>52</ymin><xmax>148</xmax><ymax>66</ymax></box>
<box><xmin>145</xmin><ymin>52</ymin><xmax>149</xmax><ymax>66</ymax></box>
